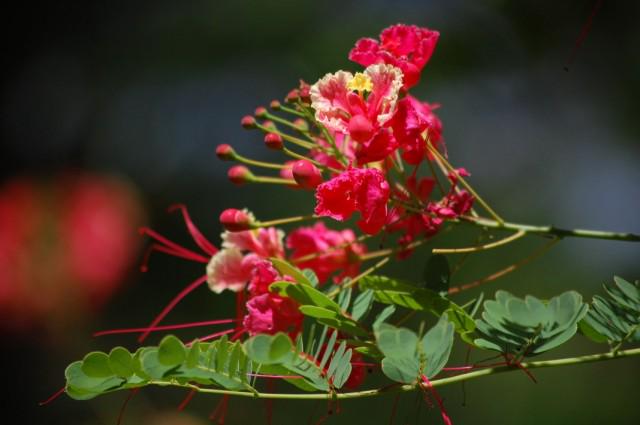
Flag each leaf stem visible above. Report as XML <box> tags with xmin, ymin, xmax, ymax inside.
<box><xmin>460</xmin><ymin>216</ymin><xmax>640</xmax><ymax>242</ymax></box>
<box><xmin>432</xmin><ymin>230</ymin><xmax>526</xmax><ymax>254</ymax></box>
<box><xmin>144</xmin><ymin>347</ymin><xmax>640</xmax><ymax>400</ymax></box>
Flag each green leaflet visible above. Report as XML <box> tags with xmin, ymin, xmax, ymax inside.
<box><xmin>374</xmin><ymin>315</ymin><xmax>454</xmax><ymax>384</ymax></box>
<box><xmin>359</xmin><ymin>274</ymin><xmax>475</xmax><ymax>338</ymax></box>
<box><xmin>474</xmin><ymin>291</ymin><xmax>588</xmax><ymax>355</ymax></box>
<box><xmin>580</xmin><ymin>276</ymin><xmax>640</xmax><ymax>345</ymax></box>
<box><xmin>269</xmin><ymin>257</ymin><xmax>316</xmax><ymax>286</ymax></box>
<box><xmin>244</xmin><ymin>331</ymin><xmax>353</xmax><ymax>391</ymax></box>
<box><xmin>65</xmin><ymin>335</ymin><xmax>255</xmax><ymax>400</ymax></box>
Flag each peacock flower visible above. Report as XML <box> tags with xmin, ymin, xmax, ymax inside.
<box><xmin>349</xmin><ymin>24</ymin><xmax>439</xmax><ymax>89</ymax></box>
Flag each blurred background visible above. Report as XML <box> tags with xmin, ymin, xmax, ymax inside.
<box><xmin>1</xmin><ymin>0</ymin><xmax>638</xmax><ymax>424</ymax></box>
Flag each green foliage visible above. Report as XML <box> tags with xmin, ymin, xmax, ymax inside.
<box><xmin>270</xmin><ymin>280</ymin><xmax>369</xmax><ymax>337</ymax></box>
<box><xmin>244</xmin><ymin>331</ymin><xmax>353</xmax><ymax>390</ymax></box>
<box><xmin>580</xmin><ymin>276</ymin><xmax>640</xmax><ymax>346</ymax></box>
<box><xmin>65</xmin><ymin>335</ymin><xmax>255</xmax><ymax>400</ymax></box>
<box><xmin>269</xmin><ymin>257</ymin><xmax>316</xmax><ymax>286</ymax></box>
<box><xmin>474</xmin><ymin>291</ymin><xmax>588</xmax><ymax>355</ymax></box>
<box><xmin>374</xmin><ymin>315</ymin><xmax>454</xmax><ymax>384</ymax></box>
<box><xmin>359</xmin><ymin>274</ymin><xmax>475</xmax><ymax>340</ymax></box>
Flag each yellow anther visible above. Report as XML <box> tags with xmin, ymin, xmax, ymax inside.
<box><xmin>347</xmin><ymin>73</ymin><xmax>373</xmax><ymax>93</ymax></box>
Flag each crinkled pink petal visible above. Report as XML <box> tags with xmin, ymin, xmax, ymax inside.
<box><xmin>206</xmin><ymin>248</ymin><xmax>252</xmax><ymax>293</ymax></box>
<box><xmin>243</xmin><ymin>293</ymin><xmax>303</xmax><ymax>338</ymax></box>
<box><xmin>314</xmin><ymin>172</ymin><xmax>358</xmax><ymax>221</ymax></box>
<box><xmin>310</xmin><ymin>70</ymin><xmax>353</xmax><ymax>134</ymax></box>
<box><xmin>364</xmin><ymin>64</ymin><xmax>404</xmax><ymax>126</ymax></box>
<box><xmin>356</xmin><ymin>128</ymin><xmax>398</xmax><ymax>165</ymax></box>
<box><xmin>348</xmin><ymin>38</ymin><xmax>382</xmax><ymax>66</ymax></box>
<box><xmin>355</xmin><ymin>168</ymin><xmax>390</xmax><ymax>235</ymax></box>
<box><xmin>248</xmin><ymin>259</ymin><xmax>281</xmax><ymax>297</ymax></box>
<box><xmin>391</xmin><ymin>96</ymin><xmax>443</xmax><ymax>165</ymax></box>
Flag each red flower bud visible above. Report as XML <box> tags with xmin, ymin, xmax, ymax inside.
<box><xmin>215</xmin><ymin>144</ymin><xmax>235</xmax><ymax>161</ymax></box>
<box><xmin>219</xmin><ymin>208</ymin><xmax>254</xmax><ymax>232</ymax></box>
<box><xmin>269</xmin><ymin>100</ymin><xmax>281</xmax><ymax>110</ymax></box>
<box><xmin>264</xmin><ymin>133</ymin><xmax>283</xmax><ymax>150</ymax></box>
<box><xmin>254</xmin><ymin>106</ymin><xmax>268</xmax><ymax>118</ymax></box>
<box><xmin>262</xmin><ymin>120</ymin><xmax>276</xmax><ymax>131</ymax></box>
<box><xmin>348</xmin><ymin>114</ymin><xmax>374</xmax><ymax>142</ymax></box>
<box><xmin>227</xmin><ymin>166</ymin><xmax>253</xmax><ymax>185</ymax></box>
<box><xmin>241</xmin><ymin>115</ymin><xmax>257</xmax><ymax>129</ymax></box>
<box><xmin>285</xmin><ymin>89</ymin><xmax>300</xmax><ymax>103</ymax></box>
<box><xmin>293</xmin><ymin>118</ymin><xmax>308</xmax><ymax>132</ymax></box>
<box><xmin>292</xmin><ymin>160</ymin><xmax>323</xmax><ymax>189</ymax></box>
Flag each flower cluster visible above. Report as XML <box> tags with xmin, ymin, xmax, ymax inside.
<box><xmin>141</xmin><ymin>23</ymin><xmax>474</xmax><ymax>391</ymax></box>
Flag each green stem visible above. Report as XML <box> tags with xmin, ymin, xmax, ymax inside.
<box><xmin>145</xmin><ymin>347</ymin><xmax>640</xmax><ymax>400</ymax></box>
<box><xmin>461</xmin><ymin>216</ymin><xmax>640</xmax><ymax>242</ymax></box>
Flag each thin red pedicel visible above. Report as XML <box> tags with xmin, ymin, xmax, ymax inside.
<box><xmin>117</xmin><ymin>388</ymin><xmax>139</xmax><ymax>425</ymax></box>
<box><xmin>564</xmin><ymin>0</ymin><xmax>603</xmax><ymax>71</ymax></box>
<box><xmin>178</xmin><ymin>389</ymin><xmax>197</xmax><ymax>411</ymax></box>
<box><xmin>138</xmin><ymin>275</ymin><xmax>209</xmax><ymax>343</ymax></box>
<box><xmin>421</xmin><ymin>375</ymin><xmax>453</xmax><ymax>425</ymax></box>
<box><xmin>94</xmin><ymin>318</ymin><xmax>237</xmax><ymax>337</ymax></box>
<box><xmin>39</xmin><ymin>386</ymin><xmax>66</xmax><ymax>406</ymax></box>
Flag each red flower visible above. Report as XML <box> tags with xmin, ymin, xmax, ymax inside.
<box><xmin>349</xmin><ymin>24</ymin><xmax>439</xmax><ymax>89</ymax></box>
<box><xmin>309</xmin><ymin>64</ymin><xmax>403</xmax><ymax>164</ymax></box>
<box><xmin>243</xmin><ymin>293</ymin><xmax>303</xmax><ymax>338</ymax></box>
<box><xmin>390</xmin><ymin>95</ymin><xmax>443</xmax><ymax>165</ymax></box>
<box><xmin>286</xmin><ymin>222</ymin><xmax>366</xmax><ymax>284</ymax></box>
<box><xmin>314</xmin><ymin>168</ymin><xmax>390</xmax><ymax>235</ymax></box>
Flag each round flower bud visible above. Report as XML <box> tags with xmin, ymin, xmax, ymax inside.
<box><xmin>292</xmin><ymin>160</ymin><xmax>323</xmax><ymax>189</ymax></box>
<box><xmin>215</xmin><ymin>144</ymin><xmax>235</xmax><ymax>161</ymax></box>
<box><xmin>269</xmin><ymin>100</ymin><xmax>281</xmax><ymax>110</ymax></box>
<box><xmin>285</xmin><ymin>89</ymin><xmax>300</xmax><ymax>103</ymax></box>
<box><xmin>293</xmin><ymin>118</ymin><xmax>308</xmax><ymax>132</ymax></box>
<box><xmin>241</xmin><ymin>115</ymin><xmax>257</xmax><ymax>129</ymax></box>
<box><xmin>227</xmin><ymin>166</ymin><xmax>253</xmax><ymax>185</ymax></box>
<box><xmin>254</xmin><ymin>106</ymin><xmax>268</xmax><ymax>118</ymax></box>
<box><xmin>219</xmin><ymin>208</ymin><xmax>254</xmax><ymax>232</ymax></box>
<box><xmin>264</xmin><ymin>133</ymin><xmax>283</xmax><ymax>150</ymax></box>
<box><xmin>348</xmin><ymin>114</ymin><xmax>373</xmax><ymax>142</ymax></box>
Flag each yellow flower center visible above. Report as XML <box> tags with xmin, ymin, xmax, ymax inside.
<box><xmin>347</xmin><ymin>73</ymin><xmax>373</xmax><ymax>93</ymax></box>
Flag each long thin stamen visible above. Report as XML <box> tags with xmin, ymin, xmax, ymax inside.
<box><xmin>93</xmin><ymin>319</ymin><xmax>237</xmax><ymax>337</ymax></box>
<box><xmin>138</xmin><ymin>275</ymin><xmax>208</xmax><ymax>343</ymax></box>
<box><xmin>140</xmin><ymin>243</ymin><xmax>208</xmax><ymax>272</ymax></box>
<box><xmin>139</xmin><ymin>227</ymin><xmax>210</xmax><ymax>263</ymax></box>
<box><xmin>168</xmin><ymin>204</ymin><xmax>218</xmax><ymax>255</ymax></box>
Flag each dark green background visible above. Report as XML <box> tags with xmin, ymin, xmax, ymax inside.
<box><xmin>2</xmin><ymin>0</ymin><xmax>638</xmax><ymax>423</ymax></box>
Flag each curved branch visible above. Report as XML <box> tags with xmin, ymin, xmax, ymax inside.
<box><xmin>144</xmin><ymin>347</ymin><xmax>640</xmax><ymax>400</ymax></box>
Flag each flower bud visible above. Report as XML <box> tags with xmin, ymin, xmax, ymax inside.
<box><xmin>269</xmin><ymin>100</ymin><xmax>281</xmax><ymax>110</ymax></box>
<box><xmin>215</xmin><ymin>144</ymin><xmax>235</xmax><ymax>161</ymax></box>
<box><xmin>292</xmin><ymin>160</ymin><xmax>323</xmax><ymax>189</ymax></box>
<box><xmin>219</xmin><ymin>208</ymin><xmax>254</xmax><ymax>232</ymax></box>
<box><xmin>285</xmin><ymin>89</ymin><xmax>300</xmax><ymax>103</ymax></box>
<box><xmin>262</xmin><ymin>120</ymin><xmax>276</xmax><ymax>131</ymax></box>
<box><xmin>254</xmin><ymin>106</ymin><xmax>268</xmax><ymax>118</ymax></box>
<box><xmin>264</xmin><ymin>133</ymin><xmax>283</xmax><ymax>150</ymax></box>
<box><xmin>348</xmin><ymin>114</ymin><xmax>373</xmax><ymax>142</ymax></box>
<box><xmin>241</xmin><ymin>115</ymin><xmax>257</xmax><ymax>129</ymax></box>
<box><xmin>227</xmin><ymin>166</ymin><xmax>254</xmax><ymax>185</ymax></box>
<box><xmin>293</xmin><ymin>118</ymin><xmax>308</xmax><ymax>132</ymax></box>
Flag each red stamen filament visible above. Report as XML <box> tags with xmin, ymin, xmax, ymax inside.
<box><xmin>421</xmin><ymin>374</ymin><xmax>453</xmax><ymax>425</ymax></box>
<box><xmin>39</xmin><ymin>386</ymin><xmax>66</xmax><ymax>406</ymax></box>
<box><xmin>138</xmin><ymin>275</ymin><xmax>208</xmax><ymax>343</ymax></box>
<box><xmin>93</xmin><ymin>318</ymin><xmax>237</xmax><ymax>337</ymax></box>
<box><xmin>168</xmin><ymin>204</ymin><xmax>218</xmax><ymax>256</ymax></box>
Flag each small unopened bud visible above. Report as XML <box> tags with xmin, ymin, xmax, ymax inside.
<box><xmin>262</xmin><ymin>120</ymin><xmax>276</xmax><ymax>131</ymax></box>
<box><xmin>293</xmin><ymin>118</ymin><xmax>308</xmax><ymax>132</ymax></box>
<box><xmin>215</xmin><ymin>144</ymin><xmax>235</xmax><ymax>161</ymax></box>
<box><xmin>292</xmin><ymin>160</ymin><xmax>323</xmax><ymax>189</ymax></box>
<box><xmin>269</xmin><ymin>100</ymin><xmax>281</xmax><ymax>110</ymax></box>
<box><xmin>254</xmin><ymin>106</ymin><xmax>268</xmax><ymax>118</ymax></box>
<box><xmin>219</xmin><ymin>208</ymin><xmax>254</xmax><ymax>232</ymax></box>
<box><xmin>264</xmin><ymin>133</ymin><xmax>283</xmax><ymax>150</ymax></box>
<box><xmin>285</xmin><ymin>89</ymin><xmax>300</xmax><ymax>103</ymax></box>
<box><xmin>241</xmin><ymin>115</ymin><xmax>257</xmax><ymax>129</ymax></box>
<box><xmin>227</xmin><ymin>165</ymin><xmax>254</xmax><ymax>185</ymax></box>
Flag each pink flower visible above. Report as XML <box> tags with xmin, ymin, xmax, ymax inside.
<box><xmin>349</xmin><ymin>24</ymin><xmax>439</xmax><ymax>89</ymax></box>
<box><xmin>286</xmin><ymin>222</ymin><xmax>366</xmax><ymax>284</ymax></box>
<box><xmin>222</xmin><ymin>227</ymin><xmax>285</xmax><ymax>258</ymax></box>
<box><xmin>315</xmin><ymin>168</ymin><xmax>390</xmax><ymax>235</ymax></box>
<box><xmin>390</xmin><ymin>96</ymin><xmax>443</xmax><ymax>165</ymax></box>
<box><xmin>247</xmin><ymin>259</ymin><xmax>281</xmax><ymax>297</ymax></box>
<box><xmin>206</xmin><ymin>248</ymin><xmax>258</xmax><ymax>293</ymax></box>
<box><xmin>243</xmin><ymin>292</ymin><xmax>303</xmax><ymax>338</ymax></box>
<box><xmin>310</xmin><ymin>64</ymin><xmax>403</xmax><ymax>164</ymax></box>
